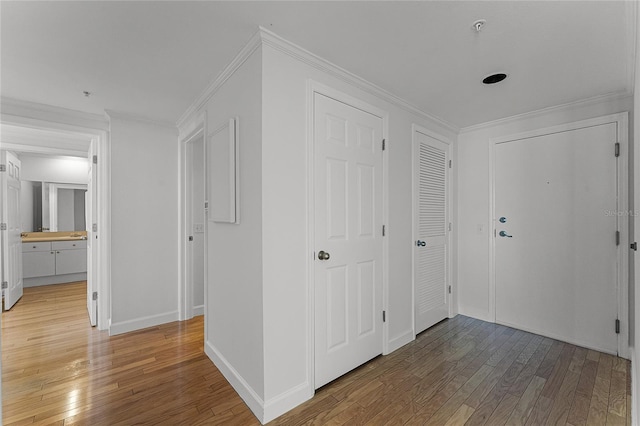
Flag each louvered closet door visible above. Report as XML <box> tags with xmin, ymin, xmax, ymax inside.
<box><xmin>414</xmin><ymin>131</ymin><xmax>449</xmax><ymax>335</ymax></box>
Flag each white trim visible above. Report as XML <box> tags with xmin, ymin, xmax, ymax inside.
<box><xmin>178</xmin><ymin>27</ymin><xmax>457</xmax><ymax>134</ymax></box>
<box><xmin>192</xmin><ymin>305</ymin><xmax>204</xmax><ymax>317</ymax></box>
<box><xmin>1</xmin><ymin>143</ymin><xmax>88</xmax><ymax>158</ymax></box>
<box><xmin>105</xmin><ymin>109</ymin><xmax>175</xmax><ymax>129</ymax></box>
<box><xmin>460</xmin><ymin>92</ymin><xmax>632</xmax><ymax>134</ymax></box>
<box><xmin>204</xmin><ymin>340</ymin><xmax>264</xmax><ymax>423</ymax></box>
<box><xmin>307</xmin><ymin>81</ymin><xmax>390</xmax><ymax>383</ymax></box>
<box><xmin>387</xmin><ymin>329</ymin><xmax>414</xmax><ymax>354</ymax></box>
<box><xmin>1</xmin><ymin>97</ymin><xmax>109</xmax><ymax>131</ymax></box>
<box><xmin>496</xmin><ymin>318</ymin><xmax>617</xmax><ymax>356</ymax></box>
<box><xmin>631</xmin><ymin>348</ymin><xmax>638</xmax><ymax>426</ymax></box>
<box><xmin>263</xmin><ymin>382</ymin><xmax>313</xmax><ymax>424</ymax></box>
<box><xmin>109</xmin><ymin>310</ymin><xmax>179</xmax><ymax>336</ymax></box>
<box><xmin>411</xmin><ymin>124</ymin><xmax>454</xmax><ymax>336</ymax></box>
<box><xmin>179</xmin><ymin>118</ymin><xmax>205</xmax><ymax>321</ymax></box>
<box><xmin>488</xmin><ymin>112</ymin><xmax>630</xmax><ymax>359</ymax></box>
<box><xmin>177</xmin><ymin>31</ymin><xmax>263</xmax><ymax>129</ymax></box>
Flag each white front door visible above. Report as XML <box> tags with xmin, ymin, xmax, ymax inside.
<box><xmin>86</xmin><ymin>143</ymin><xmax>97</xmax><ymax>326</ymax></box>
<box><xmin>495</xmin><ymin>122</ymin><xmax>619</xmax><ymax>354</ymax></box>
<box><xmin>2</xmin><ymin>151</ymin><xmax>23</xmax><ymax>310</ymax></box>
<box><xmin>314</xmin><ymin>93</ymin><xmax>383</xmax><ymax>388</ymax></box>
<box><xmin>414</xmin><ymin>130</ymin><xmax>450</xmax><ymax>335</ymax></box>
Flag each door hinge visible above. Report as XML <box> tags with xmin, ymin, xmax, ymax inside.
<box><xmin>188</xmin><ymin>236</ymin><xmax>193</xmax><ymax>242</ymax></box>
<box><xmin>448</xmin><ymin>285</ymin><xmax>452</xmax><ymax>294</ymax></box>
<box><xmin>92</xmin><ymin>223</ymin><xmax>97</xmax><ymax>232</ymax></box>
<box><xmin>92</xmin><ymin>155</ymin><xmax>98</xmax><ymax>164</ymax></box>
<box><xmin>449</xmin><ymin>160</ymin><xmax>452</xmax><ymax>169</ymax></box>
<box><xmin>1</xmin><ymin>281</ymin><xmax>7</xmax><ymax>289</ymax></box>
<box><xmin>0</xmin><ymin>164</ymin><xmax>5</xmax><ymax>172</ymax></box>
<box><xmin>616</xmin><ymin>231</ymin><xmax>620</xmax><ymax>246</ymax></box>
<box><xmin>382</xmin><ymin>139</ymin><xmax>386</xmax><ymax>151</ymax></box>
<box><xmin>382</xmin><ymin>311</ymin><xmax>386</xmax><ymax>322</ymax></box>
<box><xmin>632</xmin><ymin>242</ymin><xmax>638</xmax><ymax>251</ymax></box>
<box><xmin>448</xmin><ymin>222</ymin><xmax>452</xmax><ymax>232</ymax></box>
<box><xmin>615</xmin><ymin>143</ymin><xmax>620</xmax><ymax>158</ymax></box>
<box><xmin>92</xmin><ymin>291</ymin><xmax>98</xmax><ymax>301</ymax></box>
<box><xmin>382</xmin><ymin>225</ymin><xmax>386</xmax><ymax>236</ymax></box>
<box><xmin>0</xmin><ymin>223</ymin><xmax>6</xmax><ymax>231</ymax></box>
<box><xmin>204</xmin><ymin>201</ymin><xmax>209</xmax><ymax>209</ymax></box>
<box><xmin>615</xmin><ymin>319</ymin><xmax>620</xmax><ymax>334</ymax></box>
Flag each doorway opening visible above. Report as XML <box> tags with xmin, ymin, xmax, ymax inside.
<box><xmin>180</xmin><ymin>126</ymin><xmax>206</xmax><ymax>321</ymax></box>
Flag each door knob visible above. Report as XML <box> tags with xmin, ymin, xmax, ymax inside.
<box><xmin>499</xmin><ymin>230</ymin><xmax>512</xmax><ymax>238</ymax></box>
<box><xmin>318</xmin><ymin>250</ymin><xmax>330</xmax><ymax>260</ymax></box>
<box><xmin>499</xmin><ymin>217</ymin><xmax>507</xmax><ymax>223</ymax></box>
<box><xmin>416</xmin><ymin>240</ymin><xmax>426</xmax><ymax>247</ymax></box>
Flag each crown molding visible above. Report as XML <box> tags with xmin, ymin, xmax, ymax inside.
<box><xmin>459</xmin><ymin>91</ymin><xmax>633</xmax><ymax>134</ymax></box>
<box><xmin>105</xmin><ymin>109</ymin><xmax>177</xmax><ymax>131</ymax></box>
<box><xmin>176</xmin><ymin>30</ymin><xmax>263</xmax><ymax>130</ymax></box>
<box><xmin>177</xmin><ymin>27</ymin><xmax>459</xmax><ymax>134</ymax></box>
<box><xmin>257</xmin><ymin>27</ymin><xmax>458</xmax><ymax>134</ymax></box>
<box><xmin>0</xmin><ymin>97</ymin><xmax>109</xmax><ymax>132</ymax></box>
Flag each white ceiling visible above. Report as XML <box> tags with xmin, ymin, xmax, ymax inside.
<box><xmin>1</xmin><ymin>1</ymin><xmax>634</xmax><ymax>129</ymax></box>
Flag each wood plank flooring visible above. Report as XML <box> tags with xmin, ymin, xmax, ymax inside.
<box><xmin>2</xmin><ymin>282</ymin><xmax>632</xmax><ymax>425</ymax></box>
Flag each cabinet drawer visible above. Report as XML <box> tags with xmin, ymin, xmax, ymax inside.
<box><xmin>23</xmin><ymin>251</ymin><xmax>56</xmax><ymax>278</ymax></box>
<box><xmin>22</xmin><ymin>242</ymin><xmax>52</xmax><ymax>252</ymax></box>
<box><xmin>52</xmin><ymin>240</ymin><xmax>87</xmax><ymax>250</ymax></box>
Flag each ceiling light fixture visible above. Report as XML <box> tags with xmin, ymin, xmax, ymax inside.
<box><xmin>482</xmin><ymin>73</ymin><xmax>507</xmax><ymax>85</ymax></box>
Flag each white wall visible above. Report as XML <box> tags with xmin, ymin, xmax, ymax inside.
<box><xmin>260</xmin><ymin>41</ymin><xmax>456</xmax><ymax>415</ymax></box>
<box><xmin>457</xmin><ymin>95</ymin><xmax>633</xmax><ymax>322</ymax></box>
<box><xmin>202</xmin><ymin>48</ymin><xmax>265</xmax><ymax>404</ymax></box>
<box><xmin>108</xmin><ymin>115</ymin><xmax>180</xmax><ymax>334</ymax></box>
<box><xmin>19</xmin><ymin>154</ymin><xmax>88</xmax><ymax>184</ymax></box>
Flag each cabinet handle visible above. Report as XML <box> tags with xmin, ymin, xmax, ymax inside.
<box><xmin>50</xmin><ymin>251</ymin><xmax>54</xmax><ymax>254</ymax></box>
<box><xmin>32</xmin><ymin>245</ymin><xmax>37</xmax><ymax>249</ymax></box>
<box><xmin>56</xmin><ymin>251</ymin><xmax>60</xmax><ymax>254</ymax></box>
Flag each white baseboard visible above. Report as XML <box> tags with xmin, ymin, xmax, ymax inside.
<box><xmin>192</xmin><ymin>305</ymin><xmax>204</xmax><ymax>317</ymax></box>
<box><xmin>386</xmin><ymin>329</ymin><xmax>415</xmax><ymax>354</ymax></box>
<box><xmin>263</xmin><ymin>381</ymin><xmax>313</xmax><ymax>423</ymax></box>
<box><xmin>109</xmin><ymin>310</ymin><xmax>179</xmax><ymax>335</ymax></box>
<box><xmin>24</xmin><ymin>273</ymin><xmax>87</xmax><ymax>288</ymax></box>
<box><xmin>458</xmin><ymin>306</ymin><xmax>492</xmax><ymax>323</ymax></box>
<box><xmin>204</xmin><ymin>340</ymin><xmax>265</xmax><ymax>423</ymax></box>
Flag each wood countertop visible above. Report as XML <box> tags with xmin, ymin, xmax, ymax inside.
<box><xmin>21</xmin><ymin>231</ymin><xmax>88</xmax><ymax>243</ymax></box>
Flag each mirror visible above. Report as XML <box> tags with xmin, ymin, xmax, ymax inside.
<box><xmin>21</xmin><ymin>181</ymin><xmax>87</xmax><ymax>232</ymax></box>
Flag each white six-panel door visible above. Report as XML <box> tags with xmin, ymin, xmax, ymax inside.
<box><xmin>314</xmin><ymin>93</ymin><xmax>383</xmax><ymax>388</ymax></box>
<box><xmin>414</xmin><ymin>130</ymin><xmax>450</xmax><ymax>335</ymax></box>
<box><xmin>2</xmin><ymin>151</ymin><xmax>23</xmax><ymax>310</ymax></box>
<box><xmin>495</xmin><ymin>122</ymin><xmax>619</xmax><ymax>354</ymax></box>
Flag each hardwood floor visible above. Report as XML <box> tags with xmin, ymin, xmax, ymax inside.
<box><xmin>2</xmin><ymin>282</ymin><xmax>631</xmax><ymax>425</ymax></box>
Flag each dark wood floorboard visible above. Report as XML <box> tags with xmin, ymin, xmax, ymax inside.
<box><xmin>2</xmin><ymin>282</ymin><xmax>632</xmax><ymax>425</ymax></box>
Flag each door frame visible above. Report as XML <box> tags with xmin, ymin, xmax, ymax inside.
<box><xmin>306</xmin><ymin>81</ymin><xmax>390</xmax><ymax>390</ymax></box>
<box><xmin>411</xmin><ymin>125</ymin><xmax>453</xmax><ymax>337</ymax></box>
<box><xmin>178</xmin><ymin>114</ymin><xmax>206</xmax><ymax>321</ymax></box>
<box><xmin>488</xmin><ymin>112</ymin><xmax>629</xmax><ymax>358</ymax></box>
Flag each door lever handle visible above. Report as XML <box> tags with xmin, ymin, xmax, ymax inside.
<box><xmin>499</xmin><ymin>230</ymin><xmax>513</xmax><ymax>238</ymax></box>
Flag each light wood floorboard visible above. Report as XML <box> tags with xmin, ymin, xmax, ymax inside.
<box><xmin>2</xmin><ymin>282</ymin><xmax>632</xmax><ymax>425</ymax></box>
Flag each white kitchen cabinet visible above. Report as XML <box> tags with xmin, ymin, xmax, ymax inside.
<box><xmin>53</xmin><ymin>241</ymin><xmax>87</xmax><ymax>275</ymax></box>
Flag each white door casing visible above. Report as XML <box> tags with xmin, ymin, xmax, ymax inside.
<box><xmin>314</xmin><ymin>92</ymin><xmax>384</xmax><ymax>388</ymax></box>
<box><xmin>493</xmin><ymin>119</ymin><xmax>623</xmax><ymax>355</ymax></box>
<box><xmin>86</xmin><ymin>142</ymin><xmax>97</xmax><ymax>326</ymax></box>
<box><xmin>1</xmin><ymin>151</ymin><xmax>23</xmax><ymax>310</ymax></box>
<box><xmin>413</xmin><ymin>128</ymin><xmax>451</xmax><ymax>335</ymax></box>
